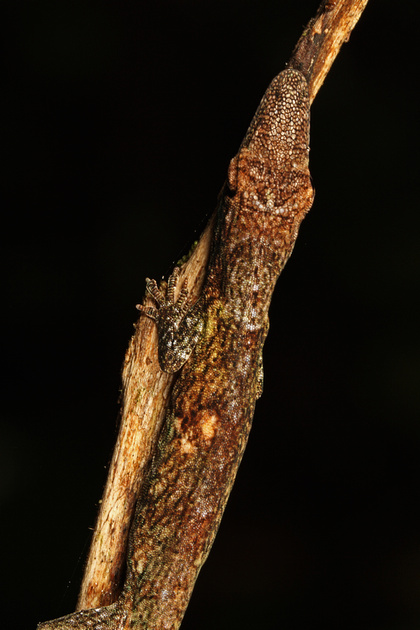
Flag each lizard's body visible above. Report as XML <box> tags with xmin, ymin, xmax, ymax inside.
<box><xmin>38</xmin><ymin>68</ymin><xmax>314</xmax><ymax>630</ymax></box>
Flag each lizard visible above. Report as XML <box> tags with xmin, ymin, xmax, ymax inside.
<box><xmin>37</xmin><ymin>66</ymin><xmax>314</xmax><ymax>630</ymax></box>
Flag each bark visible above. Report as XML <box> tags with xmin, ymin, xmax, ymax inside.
<box><xmin>77</xmin><ymin>0</ymin><xmax>370</xmax><ymax>611</ymax></box>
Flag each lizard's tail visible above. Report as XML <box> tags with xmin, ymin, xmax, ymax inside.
<box><xmin>37</xmin><ymin>600</ymin><xmax>129</xmax><ymax>630</ymax></box>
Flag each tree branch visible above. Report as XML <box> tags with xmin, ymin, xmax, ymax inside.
<box><xmin>77</xmin><ymin>0</ymin><xmax>370</xmax><ymax>611</ymax></box>
<box><xmin>289</xmin><ymin>0</ymin><xmax>370</xmax><ymax>103</ymax></box>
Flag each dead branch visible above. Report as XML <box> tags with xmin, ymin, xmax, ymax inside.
<box><xmin>77</xmin><ymin>0</ymin><xmax>370</xmax><ymax>610</ymax></box>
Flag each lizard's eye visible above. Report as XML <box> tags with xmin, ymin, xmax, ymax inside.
<box><xmin>227</xmin><ymin>155</ymin><xmax>239</xmax><ymax>193</ymax></box>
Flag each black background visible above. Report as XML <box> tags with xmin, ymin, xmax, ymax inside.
<box><xmin>2</xmin><ymin>1</ymin><xmax>420</xmax><ymax>628</ymax></box>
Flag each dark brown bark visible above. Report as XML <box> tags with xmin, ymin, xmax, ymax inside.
<box><xmin>76</xmin><ymin>0</ymin><xmax>370</xmax><ymax>612</ymax></box>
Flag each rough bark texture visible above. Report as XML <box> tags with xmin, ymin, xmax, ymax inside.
<box><xmin>39</xmin><ymin>66</ymin><xmax>313</xmax><ymax>630</ymax></box>
<box><xmin>77</xmin><ymin>223</ymin><xmax>213</xmax><ymax>608</ymax></box>
<box><xmin>289</xmin><ymin>0</ymin><xmax>370</xmax><ymax>102</ymax></box>
<box><xmin>74</xmin><ymin>0</ymin><xmax>370</xmax><ymax>614</ymax></box>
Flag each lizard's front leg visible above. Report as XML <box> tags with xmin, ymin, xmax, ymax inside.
<box><xmin>137</xmin><ymin>266</ymin><xmax>204</xmax><ymax>373</ymax></box>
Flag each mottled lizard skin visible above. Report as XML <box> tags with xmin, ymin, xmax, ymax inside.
<box><xmin>38</xmin><ymin>68</ymin><xmax>314</xmax><ymax>630</ymax></box>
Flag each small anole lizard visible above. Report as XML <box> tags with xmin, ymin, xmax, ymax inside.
<box><xmin>38</xmin><ymin>67</ymin><xmax>314</xmax><ymax>630</ymax></box>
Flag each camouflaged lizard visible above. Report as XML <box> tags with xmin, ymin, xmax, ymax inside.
<box><xmin>38</xmin><ymin>67</ymin><xmax>314</xmax><ymax>630</ymax></box>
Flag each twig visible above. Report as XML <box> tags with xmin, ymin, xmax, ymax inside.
<box><xmin>289</xmin><ymin>0</ymin><xmax>370</xmax><ymax>103</ymax></box>
<box><xmin>77</xmin><ymin>0</ymin><xmax>370</xmax><ymax>611</ymax></box>
<box><xmin>77</xmin><ymin>219</ymin><xmax>214</xmax><ymax>608</ymax></box>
